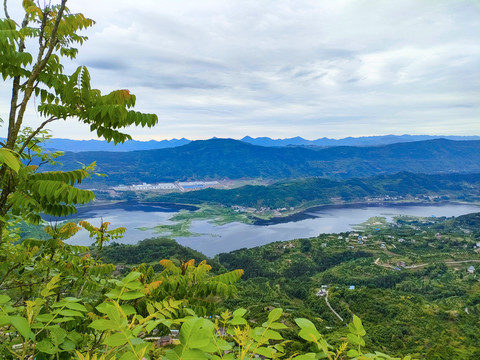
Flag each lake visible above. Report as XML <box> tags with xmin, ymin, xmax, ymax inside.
<box><xmin>66</xmin><ymin>202</ymin><xmax>480</xmax><ymax>257</ymax></box>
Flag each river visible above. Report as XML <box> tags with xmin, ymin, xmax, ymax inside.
<box><xmin>66</xmin><ymin>201</ymin><xmax>479</xmax><ymax>257</ymax></box>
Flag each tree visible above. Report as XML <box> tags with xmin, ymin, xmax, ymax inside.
<box><xmin>0</xmin><ymin>0</ymin><xmax>158</xmax><ymax>241</ymax></box>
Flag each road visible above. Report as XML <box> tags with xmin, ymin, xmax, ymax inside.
<box><xmin>324</xmin><ymin>290</ymin><xmax>344</xmax><ymax>322</ymax></box>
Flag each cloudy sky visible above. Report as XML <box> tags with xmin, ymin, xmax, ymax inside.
<box><xmin>1</xmin><ymin>0</ymin><xmax>479</xmax><ymax>140</ymax></box>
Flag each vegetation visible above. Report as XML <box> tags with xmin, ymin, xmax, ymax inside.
<box><xmin>1</xmin><ymin>2</ymin><xmax>477</xmax><ymax>359</ymax></box>
<box><xmin>152</xmin><ymin>172</ymin><xmax>480</xmax><ymax>212</ymax></box>
<box><xmin>136</xmin><ymin>206</ymin><xmax>253</xmax><ymax>237</ymax></box>
<box><xmin>0</xmin><ymin>0</ymin><xmax>158</xmax><ymax>241</ymax></box>
<box><xmin>215</xmin><ymin>213</ymin><xmax>480</xmax><ymax>359</ymax></box>
<box><xmin>100</xmin><ymin>238</ymin><xmax>209</xmax><ymax>266</ymax></box>
<box><xmin>41</xmin><ymin>138</ymin><xmax>480</xmax><ymax>186</ymax></box>
<box><xmin>0</xmin><ymin>2</ymin><xmax>413</xmax><ymax>359</ymax></box>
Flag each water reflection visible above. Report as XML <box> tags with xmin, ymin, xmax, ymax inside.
<box><xmin>66</xmin><ymin>202</ymin><xmax>479</xmax><ymax>257</ymax></box>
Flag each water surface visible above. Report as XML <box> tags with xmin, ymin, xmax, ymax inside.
<box><xmin>66</xmin><ymin>202</ymin><xmax>479</xmax><ymax>257</ymax></box>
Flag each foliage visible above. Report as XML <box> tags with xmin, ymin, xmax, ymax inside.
<box><xmin>153</xmin><ymin>172</ymin><xmax>480</xmax><ymax>211</ymax></box>
<box><xmin>217</xmin><ymin>216</ymin><xmax>480</xmax><ymax>359</ymax></box>
<box><xmin>0</xmin><ymin>224</ymin><xmax>411</xmax><ymax>360</ymax></box>
<box><xmin>0</xmin><ymin>0</ymin><xmax>157</xmax><ymax>241</ymax></box>
<box><xmin>0</xmin><ymin>222</ymin><xmax>243</xmax><ymax>359</ymax></box>
<box><xmin>39</xmin><ymin>138</ymin><xmax>480</xmax><ymax>186</ymax></box>
<box><xmin>99</xmin><ymin>237</ymin><xmax>209</xmax><ymax>266</ymax></box>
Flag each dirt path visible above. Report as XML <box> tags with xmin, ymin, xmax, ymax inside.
<box><xmin>325</xmin><ymin>290</ymin><xmax>344</xmax><ymax>322</ymax></box>
<box><xmin>375</xmin><ymin>258</ymin><xmax>480</xmax><ymax>270</ymax></box>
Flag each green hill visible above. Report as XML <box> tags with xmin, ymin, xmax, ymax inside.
<box><xmin>43</xmin><ymin>138</ymin><xmax>480</xmax><ymax>187</ymax></box>
<box><xmin>152</xmin><ymin>172</ymin><xmax>480</xmax><ymax>209</ymax></box>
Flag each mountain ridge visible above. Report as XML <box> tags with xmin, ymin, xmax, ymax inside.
<box><xmin>43</xmin><ymin>134</ymin><xmax>480</xmax><ymax>152</ymax></box>
<box><xmin>44</xmin><ymin>138</ymin><xmax>480</xmax><ymax>186</ymax></box>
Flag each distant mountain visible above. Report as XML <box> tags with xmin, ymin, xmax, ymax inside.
<box><xmin>241</xmin><ymin>135</ymin><xmax>480</xmax><ymax>147</ymax></box>
<box><xmin>44</xmin><ymin>138</ymin><xmax>190</xmax><ymax>152</ymax></box>
<box><xmin>44</xmin><ymin>135</ymin><xmax>479</xmax><ymax>152</ymax></box>
<box><xmin>44</xmin><ymin>138</ymin><xmax>480</xmax><ymax>187</ymax></box>
<box><xmin>154</xmin><ymin>172</ymin><xmax>480</xmax><ymax>209</ymax></box>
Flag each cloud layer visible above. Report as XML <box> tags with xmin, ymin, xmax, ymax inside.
<box><xmin>1</xmin><ymin>0</ymin><xmax>479</xmax><ymax>140</ymax></box>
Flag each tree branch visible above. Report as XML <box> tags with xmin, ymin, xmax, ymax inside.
<box><xmin>18</xmin><ymin>116</ymin><xmax>59</xmax><ymax>155</ymax></box>
<box><xmin>3</xmin><ymin>0</ymin><xmax>9</xmax><ymax>19</ymax></box>
<box><xmin>6</xmin><ymin>13</ymin><xmax>29</xmax><ymax>149</ymax></box>
<box><xmin>7</xmin><ymin>0</ymin><xmax>68</xmax><ymax>150</ymax></box>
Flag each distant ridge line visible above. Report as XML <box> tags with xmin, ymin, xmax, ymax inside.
<box><xmin>44</xmin><ymin>135</ymin><xmax>480</xmax><ymax>152</ymax></box>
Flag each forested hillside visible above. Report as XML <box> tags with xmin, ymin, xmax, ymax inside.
<box><xmin>42</xmin><ymin>134</ymin><xmax>480</xmax><ymax>152</ymax></box>
<box><xmin>43</xmin><ymin>139</ymin><xmax>480</xmax><ymax>186</ymax></box>
<box><xmin>214</xmin><ymin>213</ymin><xmax>480</xmax><ymax>359</ymax></box>
<box><xmin>153</xmin><ymin>172</ymin><xmax>480</xmax><ymax>209</ymax></box>
<box><xmin>88</xmin><ymin>212</ymin><xmax>480</xmax><ymax>359</ymax></box>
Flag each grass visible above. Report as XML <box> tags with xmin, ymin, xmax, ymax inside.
<box><xmin>137</xmin><ymin>205</ymin><xmax>252</xmax><ymax>237</ymax></box>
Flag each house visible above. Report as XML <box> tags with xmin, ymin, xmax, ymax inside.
<box><xmin>380</xmin><ymin>243</ymin><xmax>386</xmax><ymax>249</ymax></box>
<box><xmin>156</xmin><ymin>336</ymin><xmax>173</xmax><ymax>347</ymax></box>
<box><xmin>467</xmin><ymin>266</ymin><xmax>475</xmax><ymax>274</ymax></box>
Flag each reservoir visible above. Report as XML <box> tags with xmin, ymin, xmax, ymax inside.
<box><xmin>67</xmin><ymin>202</ymin><xmax>480</xmax><ymax>257</ymax></box>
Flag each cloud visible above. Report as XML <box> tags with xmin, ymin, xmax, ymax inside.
<box><xmin>0</xmin><ymin>0</ymin><xmax>479</xmax><ymax>140</ymax></box>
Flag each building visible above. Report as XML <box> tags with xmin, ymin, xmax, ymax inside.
<box><xmin>467</xmin><ymin>266</ymin><xmax>475</xmax><ymax>274</ymax></box>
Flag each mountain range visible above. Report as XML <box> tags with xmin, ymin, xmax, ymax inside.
<box><xmin>44</xmin><ymin>138</ymin><xmax>480</xmax><ymax>187</ymax></box>
<box><xmin>43</xmin><ymin>135</ymin><xmax>480</xmax><ymax>152</ymax></box>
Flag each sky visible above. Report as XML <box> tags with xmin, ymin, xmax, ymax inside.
<box><xmin>0</xmin><ymin>0</ymin><xmax>479</xmax><ymax>141</ymax></box>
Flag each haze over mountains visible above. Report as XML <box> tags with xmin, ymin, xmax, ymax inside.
<box><xmin>44</xmin><ymin>135</ymin><xmax>480</xmax><ymax>152</ymax></box>
<box><xmin>46</xmin><ymin>138</ymin><xmax>480</xmax><ymax>187</ymax></box>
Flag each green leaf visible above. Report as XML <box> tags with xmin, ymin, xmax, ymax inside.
<box><xmin>264</xmin><ymin>329</ymin><xmax>283</xmax><ymax>340</ymax></box>
<box><xmin>121</xmin><ymin>304</ymin><xmax>136</xmax><ymax>316</ymax></box>
<box><xmin>232</xmin><ymin>308</ymin><xmax>247</xmax><ymax>318</ymax></box>
<box><xmin>50</xmin><ymin>326</ymin><xmax>67</xmax><ymax>348</ymax></box>
<box><xmin>229</xmin><ymin>316</ymin><xmax>247</xmax><ymax>325</ymax></box>
<box><xmin>352</xmin><ymin>315</ymin><xmax>366</xmax><ymax>336</ymax></box>
<box><xmin>291</xmin><ymin>354</ymin><xmax>316</xmax><ymax>360</ymax></box>
<box><xmin>268</xmin><ymin>308</ymin><xmax>283</xmax><ymax>322</ymax></box>
<box><xmin>264</xmin><ymin>321</ymin><xmax>288</xmax><ymax>329</ymax></box>
<box><xmin>298</xmin><ymin>327</ymin><xmax>321</xmax><ymax>343</ymax></box>
<box><xmin>147</xmin><ymin>303</ymin><xmax>155</xmax><ymax>315</ymax></box>
<box><xmin>179</xmin><ymin>348</ymin><xmax>208</xmax><ymax>360</ymax></box>
<box><xmin>119</xmin><ymin>291</ymin><xmax>144</xmax><ymax>300</ymax></box>
<box><xmin>119</xmin><ymin>351</ymin><xmax>137</xmax><ymax>360</ymax></box>
<box><xmin>10</xmin><ymin>316</ymin><xmax>33</xmax><ymax>340</ymax></box>
<box><xmin>60</xmin><ymin>339</ymin><xmax>76</xmax><ymax>351</ymax></box>
<box><xmin>347</xmin><ymin>349</ymin><xmax>359</xmax><ymax>357</ymax></box>
<box><xmin>347</xmin><ymin>333</ymin><xmax>359</xmax><ymax>345</ymax></box>
<box><xmin>96</xmin><ymin>302</ymin><xmax>113</xmax><ymax>314</ymax></box>
<box><xmin>89</xmin><ymin>319</ymin><xmax>118</xmax><ymax>331</ymax></box>
<box><xmin>179</xmin><ymin>318</ymin><xmax>212</xmax><ymax>349</ymax></box>
<box><xmin>104</xmin><ymin>333</ymin><xmax>128</xmax><ymax>347</ymax></box>
<box><xmin>295</xmin><ymin>318</ymin><xmax>316</xmax><ymax>329</ymax></box>
<box><xmin>0</xmin><ymin>315</ymin><xmax>11</xmax><ymax>327</ymax></box>
<box><xmin>122</xmin><ymin>271</ymin><xmax>142</xmax><ymax>283</ymax></box>
<box><xmin>255</xmin><ymin>346</ymin><xmax>274</xmax><ymax>357</ymax></box>
<box><xmin>58</xmin><ymin>309</ymin><xmax>83</xmax><ymax>317</ymax></box>
<box><xmin>65</xmin><ymin>302</ymin><xmax>88</xmax><ymax>312</ymax></box>
<box><xmin>36</xmin><ymin>339</ymin><xmax>57</xmax><ymax>355</ymax></box>
<box><xmin>0</xmin><ymin>148</ymin><xmax>21</xmax><ymax>173</ymax></box>
<box><xmin>0</xmin><ymin>295</ymin><xmax>11</xmax><ymax>304</ymax></box>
